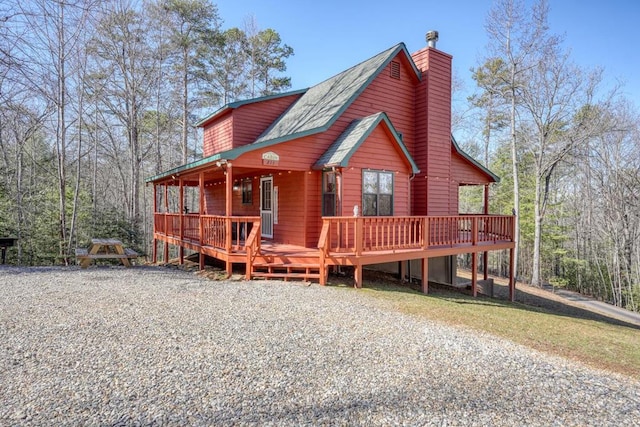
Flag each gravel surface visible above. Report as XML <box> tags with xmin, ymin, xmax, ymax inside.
<box><xmin>1</xmin><ymin>265</ymin><xmax>639</xmax><ymax>426</ymax></box>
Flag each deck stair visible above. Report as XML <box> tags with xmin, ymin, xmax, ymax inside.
<box><xmin>251</xmin><ymin>261</ymin><xmax>321</xmax><ymax>282</ymax></box>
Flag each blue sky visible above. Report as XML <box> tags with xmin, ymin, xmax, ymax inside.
<box><xmin>215</xmin><ymin>0</ymin><xmax>640</xmax><ymax>106</ymax></box>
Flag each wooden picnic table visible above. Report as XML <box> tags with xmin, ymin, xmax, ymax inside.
<box><xmin>0</xmin><ymin>237</ymin><xmax>18</xmax><ymax>264</ymax></box>
<box><xmin>75</xmin><ymin>238</ymin><xmax>139</xmax><ymax>268</ymax></box>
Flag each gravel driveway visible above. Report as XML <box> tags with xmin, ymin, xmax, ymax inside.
<box><xmin>1</xmin><ymin>266</ymin><xmax>638</xmax><ymax>426</ymax></box>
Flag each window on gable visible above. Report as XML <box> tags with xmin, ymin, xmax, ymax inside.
<box><xmin>241</xmin><ymin>179</ymin><xmax>252</xmax><ymax>204</ymax></box>
<box><xmin>390</xmin><ymin>61</ymin><xmax>400</xmax><ymax>80</ymax></box>
<box><xmin>363</xmin><ymin>170</ymin><xmax>393</xmax><ymax>216</ymax></box>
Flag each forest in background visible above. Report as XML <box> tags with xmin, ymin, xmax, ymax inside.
<box><xmin>1</xmin><ymin>0</ymin><xmax>638</xmax><ymax>312</ymax></box>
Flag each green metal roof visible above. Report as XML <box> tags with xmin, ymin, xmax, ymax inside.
<box><xmin>313</xmin><ymin>112</ymin><xmax>420</xmax><ymax>174</ymax></box>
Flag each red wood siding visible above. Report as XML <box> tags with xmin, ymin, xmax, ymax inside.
<box><xmin>232</xmin><ymin>134</ymin><xmax>325</xmax><ymax>170</ymax></box>
<box><xmin>202</xmin><ymin>93</ymin><xmax>302</xmax><ymax>157</ymax></box>
<box><xmin>232</xmin><ymin>94</ymin><xmax>302</xmax><ymax>148</ymax></box>
<box><xmin>203</xmin><ymin>113</ymin><xmax>233</xmax><ymax>157</ymax></box>
<box><xmin>341</xmin><ymin>126</ymin><xmax>412</xmax><ymax>216</ymax></box>
<box><xmin>304</xmin><ymin>172</ymin><xmax>322</xmax><ymax>247</ymax></box>
<box><xmin>348</xmin><ymin>57</ymin><xmax>417</xmax><ymax>154</ymax></box>
<box><xmin>451</xmin><ymin>150</ymin><xmax>493</xmax><ymax>185</ymax></box>
<box><xmin>451</xmin><ymin>180</ymin><xmax>459</xmax><ymax>214</ymax></box>
<box><xmin>204</xmin><ymin>186</ymin><xmax>225</xmax><ymax>215</ymax></box>
<box><xmin>411</xmin><ymin>47</ymin><xmax>453</xmax><ymax>216</ymax></box>
<box><xmin>271</xmin><ymin>171</ymin><xmax>320</xmax><ymax>247</ymax></box>
<box><xmin>226</xmin><ymin>52</ymin><xmax>418</xmax><ymax>174</ymax></box>
<box><xmin>232</xmin><ymin>177</ymin><xmax>259</xmax><ymax>216</ymax></box>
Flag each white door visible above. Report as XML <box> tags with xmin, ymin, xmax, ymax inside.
<box><xmin>260</xmin><ymin>177</ymin><xmax>273</xmax><ymax>238</ymax></box>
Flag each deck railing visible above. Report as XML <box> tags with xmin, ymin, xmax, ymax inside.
<box><xmin>319</xmin><ymin>215</ymin><xmax>515</xmax><ymax>255</ymax></box>
<box><xmin>154</xmin><ymin>213</ymin><xmax>515</xmax><ymax>257</ymax></box>
<box><xmin>153</xmin><ymin>213</ymin><xmax>260</xmax><ymax>251</ymax></box>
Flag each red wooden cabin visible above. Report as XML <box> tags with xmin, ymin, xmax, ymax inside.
<box><xmin>147</xmin><ymin>32</ymin><xmax>516</xmax><ymax>299</ymax></box>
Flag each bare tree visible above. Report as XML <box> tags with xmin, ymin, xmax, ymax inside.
<box><xmin>483</xmin><ymin>0</ymin><xmax>560</xmax><ymax>282</ymax></box>
<box><xmin>88</xmin><ymin>1</ymin><xmax>157</xmax><ymax>237</ymax></box>
<box><xmin>11</xmin><ymin>0</ymin><xmax>97</xmax><ymax>262</ymax></box>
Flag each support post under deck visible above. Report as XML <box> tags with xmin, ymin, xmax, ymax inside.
<box><xmin>421</xmin><ymin>257</ymin><xmax>429</xmax><ymax>294</ymax></box>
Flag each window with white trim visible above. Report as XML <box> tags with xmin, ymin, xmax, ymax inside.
<box><xmin>362</xmin><ymin>170</ymin><xmax>393</xmax><ymax>216</ymax></box>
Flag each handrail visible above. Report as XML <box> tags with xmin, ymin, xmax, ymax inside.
<box><xmin>154</xmin><ymin>213</ymin><xmax>261</xmax><ymax>251</ymax></box>
<box><xmin>245</xmin><ymin>219</ymin><xmax>261</xmax><ymax>280</ymax></box>
<box><xmin>319</xmin><ymin>215</ymin><xmax>515</xmax><ymax>255</ymax></box>
<box><xmin>317</xmin><ymin>220</ymin><xmax>331</xmax><ymax>285</ymax></box>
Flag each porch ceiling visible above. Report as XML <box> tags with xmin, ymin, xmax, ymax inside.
<box><xmin>153</xmin><ymin>166</ymin><xmax>306</xmax><ymax>187</ymax></box>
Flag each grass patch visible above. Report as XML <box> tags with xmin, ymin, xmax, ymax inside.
<box><xmin>336</xmin><ymin>278</ymin><xmax>640</xmax><ymax>379</ymax></box>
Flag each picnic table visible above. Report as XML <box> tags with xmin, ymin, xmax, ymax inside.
<box><xmin>0</xmin><ymin>237</ymin><xmax>18</xmax><ymax>264</ymax></box>
<box><xmin>75</xmin><ymin>238</ymin><xmax>139</xmax><ymax>268</ymax></box>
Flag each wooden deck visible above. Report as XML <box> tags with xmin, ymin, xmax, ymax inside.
<box><xmin>152</xmin><ymin>213</ymin><xmax>516</xmax><ymax>298</ymax></box>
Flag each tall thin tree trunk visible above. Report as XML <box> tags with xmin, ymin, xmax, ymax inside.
<box><xmin>510</xmin><ymin>77</ymin><xmax>520</xmax><ymax>283</ymax></box>
<box><xmin>68</xmin><ymin>87</ymin><xmax>84</xmax><ymax>253</ymax></box>
<box><xmin>56</xmin><ymin>1</ymin><xmax>68</xmax><ymax>264</ymax></box>
<box><xmin>531</xmin><ymin>167</ymin><xmax>542</xmax><ymax>286</ymax></box>
<box><xmin>181</xmin><ymin>49</ymin><xmax>188</xmax><ymax>164</ymax></box>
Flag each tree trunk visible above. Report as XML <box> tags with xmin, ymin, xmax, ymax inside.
<box><xmin>56</xmin><ymin>1</ymin><xmax>68</xmax><ymax>265</ymax></box>
<box><xmin>182</xmin><ymin>49</ymin><xmax>189</xmax><ymax>165</ymax></box>
<box><xmin>509</xmin><ymin>77</ymin><xmax>520</xmax><ymax>283</ymax></box>
<box><xmin>531</xmin><ymin>169</ymin><xmax>542</xmax><ymax>286</ymax></box>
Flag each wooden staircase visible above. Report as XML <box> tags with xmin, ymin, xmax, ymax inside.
<box><xmin>251</xmin><ymin>262</ymin><xmax>321</xmax><ymax>282</ymax></box>
<box><xmin>250</xmin><ymin>245</ymin><xmax>323</xmax><ymax>282</ymax></box>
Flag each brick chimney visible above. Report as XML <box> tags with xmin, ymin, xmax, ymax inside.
<box><xmin>411</xmin><ymin>31</ymin><xmax>453</xmax><ymax>216</ymax></box>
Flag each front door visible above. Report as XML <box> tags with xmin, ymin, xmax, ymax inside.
<box><xmin>260</xmin><ymin>177</ymin><xmax>273</xmax><ymax>238</ymax></box>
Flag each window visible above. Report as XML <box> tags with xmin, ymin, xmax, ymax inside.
<box><xmin>322</xmin><ymin>171</ymin><xmax>337</xmax><ymax>216</ymax></box>
<box><xmin>363</xmin><ymin>170</ymin><xmax>393</xmax><ymax>216</ymax></box>
<box><xmin>242</xmin><ymin>179</ymin><xmax>252</xmax><ymax>204</ymax></box>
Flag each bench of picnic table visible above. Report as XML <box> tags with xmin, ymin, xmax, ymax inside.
<box><xmin>75</xmin><ymin>248</ymin><xmax>139</xmax><ymax>259</ymax></box>
<box><xmin>75</xmin><ymin>239</ymin><xmax>139</xmax><ymax>268</ymax></box>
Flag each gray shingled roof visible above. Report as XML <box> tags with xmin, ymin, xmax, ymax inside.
<box><xmin>195</xmin><ymin>89</ymin><xmax>307</xmax><ymax>127</ymax></box>
<box><xmin>253</xmin><ymin>43</ymin><xmax>419</xmax><ymax>146</ymax></box>
<box><xmin>314</xmin><ymin>112</ymin><xmax>419</xmax><ymax>173</ymax></box>
<box><xmin>146</xmin><ymin>43</ymin><xmax>422</xmax><ymax>183</ymax></box>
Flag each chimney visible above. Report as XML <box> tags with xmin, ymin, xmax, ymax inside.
<box><xmin>410</xmin><ymin>32</ymin><xmax>452</xmax><ymax>216</ymax></box>
<box><xmin>426</xmin><ymin>30</ymin><xmax>439</xmax><ymax>48</ymax></box>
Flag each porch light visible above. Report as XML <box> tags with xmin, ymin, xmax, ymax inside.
<box><xmin>233</xmin><ymin>183</ymin><xmax>240</xmax><ymax>191</ymax></box>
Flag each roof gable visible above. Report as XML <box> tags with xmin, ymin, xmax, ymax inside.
<box><xmin>253</xmin><ymin>43</ymin><xmax>420</xmax><ymax>146</ymax></box>
<box><xmin>451</xmin><ymin>135</ymin><xmax>500</xmax><ymax>182</ymax></box>
<box><xmin>146</xmin><ymin>44</ymin><xmax>423</xmax><ymax>183</ymax></box>
<box><xmin>314</xmin><ymin>112</ymin><xmax>419</xmax><ymax>174</ymax></box>
<box><xmin>196</xmin><ymin>89</ymin><xmax>307</xmax><ymax>128</ymax></box>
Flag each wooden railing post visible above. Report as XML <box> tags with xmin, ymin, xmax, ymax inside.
<box><xmin>355</xmin><ymin>217</ymin><xmax>363</xmax><ymax>256</ymax></box>
<box><xmin>225</xmin><ymin>217</ymin><xmax>232</xmax><ymax>252</ymax></box>
<box><xmin>163</xmin><ymin>213</ymin><xmax>167</xmax><ymax>237</ymax></box>
<box><xmin>471</xmin><ymin>216</ymin><xmax>478</xmax><ymax>246</ymax></box>
<box><xmin>422</xmin><ymin>217</ymin><xmax>429</xmax><ymax>250</ymax></box>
